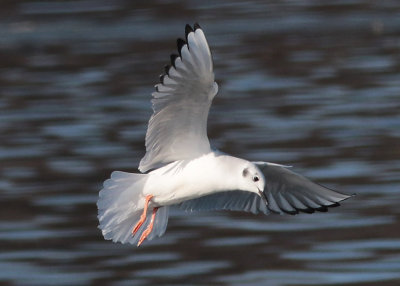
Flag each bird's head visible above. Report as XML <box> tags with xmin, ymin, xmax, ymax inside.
<box><xmin>240</xmin><ymin>163</ymin><xmax>265</xmax><ymax>195</ymax></box>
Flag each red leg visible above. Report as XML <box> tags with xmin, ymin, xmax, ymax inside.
<box><xmin>137</xmin><ymin>207</ymin><xmax>159</xmax><ymax>247</ymax></box>
<box><xmin>132</xmin><ymin>194</ymin><xmax>153</xmax><ymax>236</ymax></box>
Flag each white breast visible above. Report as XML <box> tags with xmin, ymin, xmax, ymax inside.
<box><xmin>143</xmin><ymin>152</ymin><xmax>247</xmax><ymax>206</ymax></box>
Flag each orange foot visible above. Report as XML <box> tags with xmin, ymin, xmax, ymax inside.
<box><xmin>132</xmin><ymin>194</ymin><xmax>153</xmax><ymax>236</ymax></box>
<box><xmin>137</xmin><ymin>207</ymin><xmax>159</xmax><ymax>247</ymax></box>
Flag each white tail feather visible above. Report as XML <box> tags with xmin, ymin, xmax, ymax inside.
<box><xmin>97</xmin><ymin>171</ymin><xmax>169</xmax><ymax>245</ymax></box>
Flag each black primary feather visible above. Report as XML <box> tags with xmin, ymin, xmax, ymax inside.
<box><xmin>170</xmin><ymin>54</ymin><xmax>178</xmax><ymax>68</ymax></box>
<box><xmin>185</xmin><ymin>24</ymin><xmax>193</xmax><ymax>42</ymax></box>
<box><xmin>177</xmin><ymin>38</ymin><xmax>186</xmax><ymax>57</ymax></box>
<box><xmin>164</xmin><ymin>64</ymin><xmax>170</xmax><ymax>75</ymax></box>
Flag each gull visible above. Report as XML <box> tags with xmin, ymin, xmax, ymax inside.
<box><xmin>97</xmin><ymin>23</ymin><xmax>352</xmax><ymax>246</ymax></box>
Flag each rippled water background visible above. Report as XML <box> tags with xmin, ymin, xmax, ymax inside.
<box><xmin>1</xmin><ymin>1</ymin><xmax>400</xmax><ymax>285</ymax></box>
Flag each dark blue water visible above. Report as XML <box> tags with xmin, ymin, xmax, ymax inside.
<box><xmin>1</xmin><ymin>1</ymin><xmax>399</xmax><ymax>285</ymax></box>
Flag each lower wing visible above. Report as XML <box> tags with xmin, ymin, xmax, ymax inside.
<box><xmin>179</xmin><ymin>162</ymin><xmax>352</xmax><ymax>215</ymax></box>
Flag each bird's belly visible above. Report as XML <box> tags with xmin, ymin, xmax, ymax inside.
<box><xmin>148</xmin><ymin>179</ymin><xmax>214</xmax><ymax>206</ymax></box>
<box><xmin>144</xmin><ymin>161</ymin><xmax>220</xmax><ymax>206</ymax></box>
<box><xmin>143</xmin><ymin>153</ymin><xmax>241</xmax><ymax>207</ymax></box>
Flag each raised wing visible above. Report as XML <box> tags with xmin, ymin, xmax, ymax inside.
<box><xmin>139</xmin><ymin>23</ymin><xmax>218</xmax><ymax>172</ymax></box>
<box><xmin>255</xmin><ymin>162</ymin><xmax>353</xmax><ymax>214</ymax></box>
<box><xmin>179</xmin><ymin>162</ymin><xmax>352</xmax><ymax>215</ymax></box>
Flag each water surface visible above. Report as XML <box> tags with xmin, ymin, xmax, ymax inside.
<box><xmin>1</xmin><ymin>1</ymin><xmax>400</xmax><ymax>285</ymax></box>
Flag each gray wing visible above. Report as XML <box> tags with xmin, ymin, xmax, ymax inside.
<box><xmin>139</xmin><ymin>23</ymin><xmax>218</xmax><ymax>172</ymax></box>
<box><xmin>255</xmin><ymin>162</ymin><xmax>353</xmax><ymax>214</ymax></box>
<box><xmin>179</xmin><ymin>162</ymin><xmax>352</xmax><ymax>216</ymax></box>
<box><xmin>179</xmin><ymin>191</ymin><xmax>270</xmax><ymax>215</ymax></box>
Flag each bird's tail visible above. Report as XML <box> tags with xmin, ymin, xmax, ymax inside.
<box><xmin>97</xmin><ymin>171</ymin><xmax>169</xmax><ymax>245</ymax></box>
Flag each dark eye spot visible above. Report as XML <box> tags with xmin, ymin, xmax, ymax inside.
<box><xmin>242</xmin><ymin>168</ymin><xmax>249</xmax><ymax>177</ymax></box>
<box><xmin>253</xmin><ymin>176</ymin><xmax>259</xmax><ymax>182</ymax></box>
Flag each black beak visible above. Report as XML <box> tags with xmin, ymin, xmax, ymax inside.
<box><xmin>258</xmin><ymin>189</ymin><xmax>268</xmax><ymax>205</ymax></box>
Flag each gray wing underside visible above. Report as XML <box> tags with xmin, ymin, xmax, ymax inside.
<box><xmin>256</xmin><ymin>162</ymin><xmax>352</xmax><ymax>214</ymax></box>
<box><xmin>179</xmin><ymin>190</ymin><xmax>270</xmax><ymax>214</ymax></box>
<box><xmin>179</xmin><ymin>162</ymin><xmax>352</xmax><ymax>215</ymax></box>
<box><xmin>139</xmin><ymin>24</ymin><xmax>218</xmax><ymax>172</ymax></box>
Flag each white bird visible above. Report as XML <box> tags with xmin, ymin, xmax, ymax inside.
<box><xmin>97</xmin><ymin>23</ymin><xmax>352</xmax><ymax>246</ymax></box>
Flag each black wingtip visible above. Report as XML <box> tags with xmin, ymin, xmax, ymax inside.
<box><xmin>282</xmin><ymin>209</ymin><xmax>299</xmax><ymax>215</ymax></box>
<box><xmin>298</xmin><ymin>208</ymin><xmax>315</xmax><ymax>214</ymax></box>
<box><xmin>176</xmin><ymin>38</ymin><xmax>186</xmax><ymax>56</ymax></box>
<box><xmin>170</xmin><ymin>54</ymin><xmax>178</xmax><ymax>68</ymax></box>
<box><xmin>194</xmin><ymin>22</ymin><xmax>201</xmax><ymax>30</ymax></box>
<box><xmin>159</xmin><ymin>74</ymin><xmax>165</xmax><ymax>84</ymax></box>
<box><xmin>185</xmin><ymin>24</ymin><xmax>193</xmax><ymax>40</ymax></box>
<box><xmin>328</xmin><ymin>202</ymin><xmax>341</xmax><ymax>208</ymax></box>
<box><xmin>164</xmin><ymin>64</ymin><xmax>170</xmax><ymax>75</ymax></box>
<box><xmin>316</xmin><ymin>206</ymin><xmax>328</xmax><ymax>212</ymax></box>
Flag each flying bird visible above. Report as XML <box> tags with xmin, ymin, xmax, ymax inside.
<box><xmin>97</xmin><ymin>23</ymin><xmax>352</xmax><ymax>246</ymax></box>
